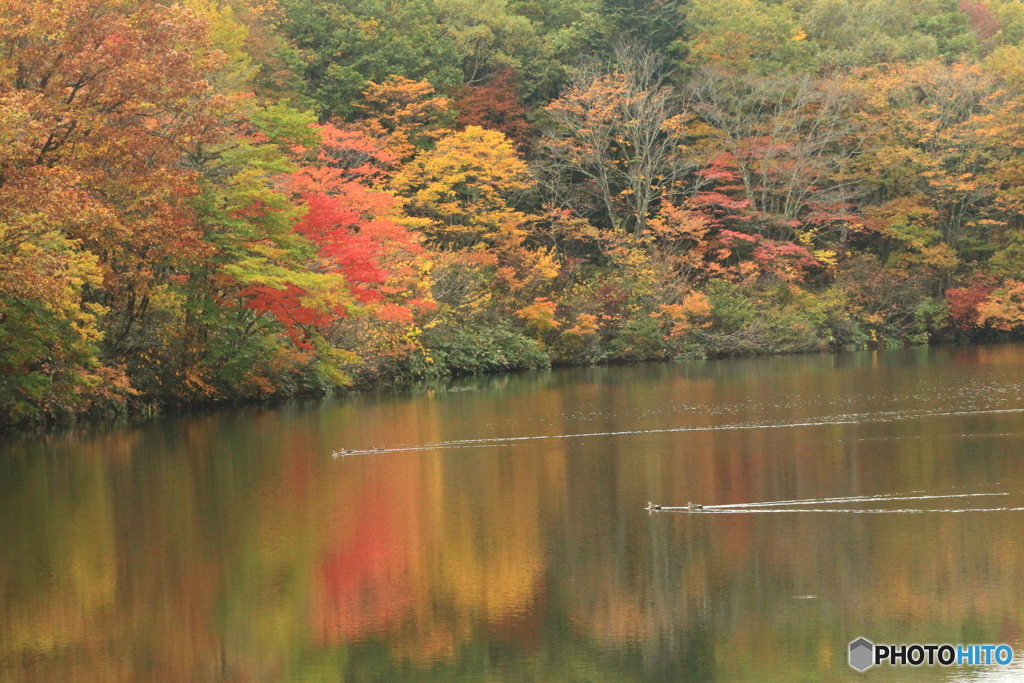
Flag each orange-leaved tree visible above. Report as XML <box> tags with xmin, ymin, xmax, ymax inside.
<box><xmin>539</xmin><ymin>44</ymin><xmax>692</xmax><ymax>237</ymax></box>
<box><xmin>355</xmin><ymin>76</ymin><xmax>455</xmax><ymax>163</ymax></box>
<box><xmin>0</xmin><ymin>0</ymin><xmax>226</xmax><ymax>422</ymax></box>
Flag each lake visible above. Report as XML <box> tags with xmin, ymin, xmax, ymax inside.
<box><xmin>3</xmin><ymin>345</ymin><xmax>1024</xmax><ymax>682</ymax></box>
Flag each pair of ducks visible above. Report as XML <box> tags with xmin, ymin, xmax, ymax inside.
<box><xmin>331</xmin><ymin>447</ymin><xmax>385</xmax><ymax>458</ymax></box>
<box><xmin>646</xmin><ymin>501</ymin><xmax>704</xmax><ymax>511</ymax></box>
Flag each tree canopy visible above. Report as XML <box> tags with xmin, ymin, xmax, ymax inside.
<box><xmin>5</xmin><ymin>0</ymin><xmax>1024</xmax><ymax>425</ymax></box>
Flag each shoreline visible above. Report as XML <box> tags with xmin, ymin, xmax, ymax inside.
<box><xmin>4</xmin><ymin>338</ymin><xmax>1010</xmax><ymax>438</ymax></box>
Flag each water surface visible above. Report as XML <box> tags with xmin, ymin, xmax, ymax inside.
<box><xmin>3</xmin><ymin>345</ymin><xmax>1024</xmax><ymax>682</ymax></box>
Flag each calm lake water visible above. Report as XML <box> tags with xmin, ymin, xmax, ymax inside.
<box><xmin>3</xmin><ymin>345</ymin><xmax>1024</xmax><ymax>682</ymax></box>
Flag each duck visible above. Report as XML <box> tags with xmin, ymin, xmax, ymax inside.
<box><xmin>687</xmin><ymin>502</ymin><xmax>704</xmax><ymax>511</ymax></box>
<box><xmin>331</xmin><ymin>449</ymin><xmax>355</xmax><ymax>457</ymax></box>
<box><xmin>646</xmin><ymin>501</ymin><xmax>662</xmax><ymax>511</ymax></box>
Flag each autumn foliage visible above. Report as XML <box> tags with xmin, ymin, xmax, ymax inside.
<box><xmin>6</xmin><ymin>0</ymin><xmax>1024</xmax><ymax>425</ymax></box>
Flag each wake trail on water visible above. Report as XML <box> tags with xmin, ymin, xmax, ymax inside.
<box><xmin>651</xmin><ymin>492</ymin><xmax>1020</xmax><ymax>514</ymax></box>
<box><xmin>696</xmin><ymin>492</ymin><xmax>1009</xmax><ymax>509</ymax></box>
<box><xmin>650</xmin><ymin>492</ymin><xmax>1024</xmax><ymax>515</ymax></box>
<box><xmin>334</xmin><ymin>405</ymin><xmax>1024</xmax><ymax>456</ymax></box>
<box><xmin>670</xmin><ymin>506</ymin><xmax>1024</xmax><ymax>514</ymax></box>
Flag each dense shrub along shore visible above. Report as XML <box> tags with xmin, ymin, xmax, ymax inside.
<box><xmin>4</xmin><ymin>0</ymin><xmax>1024</xmax><ymax>426</ymax></box>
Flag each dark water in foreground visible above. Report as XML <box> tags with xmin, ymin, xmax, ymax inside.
<box><xmin>4</xmin><ymin>345</ymin><xmax>1024</xmax><ymax>682</ymax></box>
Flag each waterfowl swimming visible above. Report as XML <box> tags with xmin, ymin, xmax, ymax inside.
<box><xmin>646</xmin><ymin>501</ymin><xmax>662</xmax><ymax>511</ymax></box>
<box><xmin>331</xmin><ymin>449</ymin><xmax>355</xmax><ymax>457</ymax></box>
<box><xmin>687</xmin><ymin>502</ymin><xmax>704</xmax><ymax>511</ymax></box>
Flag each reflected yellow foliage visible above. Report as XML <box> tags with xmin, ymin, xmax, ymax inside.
<box><xmin>5</xmin><ymin>347</ymin><xmax>1024</xmax><ymax>681</ymax></box>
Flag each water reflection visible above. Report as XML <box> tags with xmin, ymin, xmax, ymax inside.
<box><xmin>2</xmin><ymin>345</ymin><xmax>1024</xmax><ymax>681</ymax></box>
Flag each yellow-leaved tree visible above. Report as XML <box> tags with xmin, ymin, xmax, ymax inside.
<box><xmin>390</xmin><ymin>126</ymin><xmax>535</xmax><ymax>250</ymax></box>
<box><xmin>391</xmin><ymin>126</ymin><xmax>559</xmax><ymax>339</ymax></box>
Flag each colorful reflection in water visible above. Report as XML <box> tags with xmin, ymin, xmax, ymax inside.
<box><xmin>3</xmin><ymin>345</ymin><xmax>1024</xmax><ymax>682</ymax></box>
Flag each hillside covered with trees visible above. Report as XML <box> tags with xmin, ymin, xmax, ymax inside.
<box><xmin>4</xmin><ymin>0</ymin><xmax>1024</xmax><ymax>425</ymax></box>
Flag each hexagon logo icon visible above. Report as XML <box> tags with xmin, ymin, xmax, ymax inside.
<box><xmin>849</xmin><ymin>638</ymin><xmax>874</xmax><ymax>671</ymax></box>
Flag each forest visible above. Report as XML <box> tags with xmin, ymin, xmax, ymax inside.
<box><xmin>3</xmin><ymin>0</ymin><xmax>1024</xmax><ymax>425</ymax></box>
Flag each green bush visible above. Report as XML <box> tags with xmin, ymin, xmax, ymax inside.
<box><xmin>605</xmin><ymin>317</ymin><xmax>671</xmax><ymax>363</ymax></box>
<box><xmin>413</xmin><ymin>323</ymin><xmax>550</xmax><ymax>378</ymax></box>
